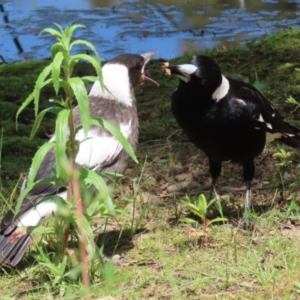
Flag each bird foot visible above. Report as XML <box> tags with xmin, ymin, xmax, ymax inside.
<box><xmin>9</xmin><ymin>228</ymin><xmax>27</xmax><ymax>242</ymax></box>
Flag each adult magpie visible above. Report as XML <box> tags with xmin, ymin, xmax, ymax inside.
<box><xmin>0</xmin><ymin>51</ymin><xmax>158</xmax><ymax>266</ymax></box>
<box><xmin>164</xmin><ymin>55</ymin><xmax>300</xmax><ymax>226</ymax></box>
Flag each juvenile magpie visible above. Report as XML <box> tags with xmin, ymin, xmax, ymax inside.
<box><xmin>0</xmin><ymin>51</ymin><xmax>158</xmax><ymax>266</ymax></box>
<box><xmin>165</xmin><ymin>55</ymin><xmax>300</xmax><ymax>226</ymax></box>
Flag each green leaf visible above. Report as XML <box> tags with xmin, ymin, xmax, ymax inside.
<box><xmin>51</xmin><ymin>42</ymin><xmax>64</xmax><ymax>59</ymax></box>
<box><xmin>182</xmin><ymin>201</ymin><xmax>203</xmax><ymax>219</ymax></box>
<box><xmin>86</xmin><ymin>201</ymin><xmax>99</xmax><ymax>217</ymax></box>
<box><xmin>82</xmin><ymin>169</ymin><xmax>114</xmax><ymax>214</ymax></box>
<box><xmin>16</xmin><ymin>92</ymin><xmax>34</xmax><ymax>125</ymax></box>
<box><xmin>31</xmin><ymin>225</ymin><xmax>55</xmax><ymax>234</ymax></box>
<box><xmin>197</xmin><ymin>194</ymin><xmax>207</xmax><ymax>216</ymax></box>
<box><xmin>286</xmin><ymin>96</ymin><xmax>298</xmax><ymax>105</ymax></box>
<box><xmin>64</xmin><ymin>24</ymin><xmax>85</xmax><ymax>49</ymax></box>
<box><xmin>55</xmin><ymin>109</ymin><xmax>71</xmax><ymax>178</ymax></box>
<box><xmin>40</xmin><ymin>27</ymin><xmax>62</xmax><ymax>41</ymax></box>
<box><xmin>30</xmin><ymin>107</ymin><xmax>62</xmax><ymax>139</ymax></box>
<box><xmin>68</xmin><ymin>77</ymin><xmax>90</xmax><ymax>136</ymax></box>
<box><xmin>180</xmin><ymin>217</ymin><xmax>197</xmax><ymax>224</ymax></box>
<box><xmin>49</xmin><ymin>98</ymin><xmax>66</xmax><ymax>107</ymax></box>
<box><xmin>26</xmin><ymin>141</ymin><xmax>56</xmax><ymax>187</ymax></box>
<box><xmin>52</xmin><ymin>52</ymin><xmax>64</xmax><ymax>94</ymax></box>
<box><xmin>66</xmin><ymin>265</ymin><xmax>82</xmax><ymax>281</ymax></box>
<box><xmin>90</xmin><ymin>118</ymin><xmax>138</xmax><ymax>163</ymax></box>
<box><xmin>70</xmin><ymin>40</ymin><xmax>99</xmax><ymax>57</ymax></box>
<box><xmin>80</xmin><ymin>76</ymin><xmax>98</xmax><ymax>83</ymax></box>
<box><xmin>207</xmin><ymin>197</ymin><xmax>218</xmax><ymax>209</ymax></box>
<box><xmin>206</xmin><ymin>217</ymin><xmax>228</xmax><ymax>227</ymax></box>
<box><xmin>81</xmin><ymin>215</ymin><xmax>96</xmax><ymax>257</ymax></box>
<box><xmin>33</xmin><ymin>64</ymin><xmax>53</xmax><ymax>116</ymax></box>
<box><xmin>53</xmin><ymin>23</ymin><xmax>64</xmax><ymax>35</ymax></box>
<box><xmin>70</xmin><ymin>54</ymin><xmax>103</xmax><ymax>89</ymax></box>
<box><xmin>16</xmin><ymin>65</ymin><xmax>52</xmax><ymax>123</ymax></box>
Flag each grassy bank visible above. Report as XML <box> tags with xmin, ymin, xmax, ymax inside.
<box><xmin>1</xmin><ymin>29</ymin><xmax>300</xmax><ymax>299</ymax></box>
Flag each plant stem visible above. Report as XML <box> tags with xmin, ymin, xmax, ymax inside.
<box><xmin>71</xmin><ymin>171</ymin><xmax>90</xmax><ymax>288</ymax></box>
<box><xmin>64</xmin><ymin>63</ymin><xmax>89</xmax><ymax>288</ymax></box>
<box><xmin>203</xmin><ymin>219</ymin><xmax>208</xmax><ymax>249</ymax></box>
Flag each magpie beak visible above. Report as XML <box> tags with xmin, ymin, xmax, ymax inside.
<box><xmin>166</xmin><ymin>64</ymin><xmax>197</xmax><ymax>83</ymax></box>
<box><xmin>140</xmin><ymin>50</ymin><xmax>159</xmax><ymax>86</ymax></box>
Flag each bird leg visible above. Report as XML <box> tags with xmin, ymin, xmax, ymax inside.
<box><xmin>208</xmin><ymin>158</ymin><xmax>222</xmax><ymax>200</ymax></box>
<box><xmin>245</xmin><ymin>180</ymin><xmax>251</xmax><ymax>212</ymax></box>
<box><xmin>209</xmin><ymin>178</ymin><xmax>219</xmax><ymax>200</ymax></box>
<box><xmin>239</xmin><ymin>160</ymin><xmax>255</xmax><ymax>229</ymax></box>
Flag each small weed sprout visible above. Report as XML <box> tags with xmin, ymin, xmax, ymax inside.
<box><xmin>181</xmin><ymin>193</ymin><xmax>227</xmax><ymax>248</ymax></box>
<box><xmin>285</xmin><ymin>68</ymin><xmax>300</xmax><ymax>112</ymax></box>
<box><xmin>273</xmin><ymin>148</ymin><xmax>293</xmax><ymax>198</ymax></box>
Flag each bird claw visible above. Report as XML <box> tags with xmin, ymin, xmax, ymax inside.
<box><xmin>9</xmin><ymin>228</ymin><xmax>27</xmax><ymax>242</ymax></box>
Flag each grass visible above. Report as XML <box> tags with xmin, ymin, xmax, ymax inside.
<box><xmin>2</xmin><ymin>29</ymin><xmax>300</xmax><ymax>298</ymax></box>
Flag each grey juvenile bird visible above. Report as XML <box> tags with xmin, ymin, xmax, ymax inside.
<box><xmin>0</xmin><ymin>51</ymin><xmax>158</xmax><ymax>266</ymax></box>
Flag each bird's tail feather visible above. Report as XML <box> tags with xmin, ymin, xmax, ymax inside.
<box><xmin>0</xmin><ymin>229</ymin><xmax>33</xmax><ymax>266</ymax></box>
<box><xmin>282</xmin><ymin>123</ymin><xmax>300</xmax><ymax>148</ymax></box>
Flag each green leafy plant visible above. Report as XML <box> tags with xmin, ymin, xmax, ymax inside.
<box><xmin>285</xmin><ymin>68</ymin><xmax>300</xmax><ymax>112</ymax></box>
<box><xmin>181</xmin><ymin>193</ymin><xmax>227</xmax><ymax>248</ymax></box>
<box><xmin>285</xmin><ymin>96</ymin><xmax>300</xmax><ymax>113</ymax></box>
<box><xmin>14</xmin><ymin>23</ymin><xmax>137</xmax><ymax>289</ymax></box>
<box><xmin>272</xmin><ymin>148</ymin><xmax>293</xmax><ymax>198</ymax></box>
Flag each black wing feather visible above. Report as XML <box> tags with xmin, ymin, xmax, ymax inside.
<box><xmin>229</xmin><ymin>79</ymin><xmax>300</xmax><ymax>146</ymax></box>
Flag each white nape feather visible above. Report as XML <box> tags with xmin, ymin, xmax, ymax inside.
<box><xmin>213</xmin><ymin>75</ymin><xmax>230</xmax><ymax>102</ymax></box>
<box><xmin>89</xmin><ymin>63</ymin><xmax>133</xmax><ymax>107</ymax></box>
<box><xmin>16</xmin><ymin>190</ymin><xmax>67</xmax><ymax>227</ymax></box>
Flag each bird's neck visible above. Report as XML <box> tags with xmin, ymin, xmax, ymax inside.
<box><xmin>89</xmin><ymin>63</ymin><xmax>134</xmax><ymax>107</ymax></box>
<box><xmin>211</xmin><ymin>75</ymin><xmax>229</xmax><ymax>101</ymax></box>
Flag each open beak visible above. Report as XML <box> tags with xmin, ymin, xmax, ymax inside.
<box><xmin>163</xmin><ymin>63</ymin><xmax>198</xmax><ymax>83</ymax></box>
<box><xmin>140</xmin><ymin>50</ymin><xmax>159</xmax><ymax>86</ymax></box>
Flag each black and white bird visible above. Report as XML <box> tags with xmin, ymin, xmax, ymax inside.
<box><xmin>0</xmin><ymin>51</ymin><xmax>158</xmax><ymax>266</ymax></box>
<box><xmin>165</xmin><ymin>55</ymin><xmax>300</xmax><ymax>226</ymax></box>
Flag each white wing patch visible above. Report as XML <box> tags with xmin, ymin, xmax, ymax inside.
<box><xmin>234</xmin><ymin>98</ymin><xmax>246</xmax><ymax>106</ymax></box>
<box><xmin>75</xmin><ymin>121</ymin><xmax>132</xmax><ymax>168</ymax></box>
<box><xmin>270</xmin><ymin>104</ymin><xmax>275</xmax><ymax>117</ymax></box>
<box><xmin>257</xmin><ymin>114</ymin><xmax>272</xmax><ymax>130</ymax></box>
<box><xmin>16</xmin><ymin>190</ymin><xmax>67</xmax><ymax>227</ymax></box>
<box><xmin>213</xmin><ymin>75</ymin><xmax>230</xmax><ymax>102</ymax></box>
<box><xmin>17</xmin><ymin>201</ymin><xmax>58</xmax><ymax>227</ymax></box>
<box><xmin>50</xmin><ymin>121</ymin><xmax>132</xmax><ymax>169</ymax></box>
<box><xmin>75</xmin><ymin>131</ymin><xmax>121</xmax><ymax>168</ymax></box>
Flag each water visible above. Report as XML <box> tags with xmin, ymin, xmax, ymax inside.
<box><xmin>0</xmin><ymin>0</ymin><xmax>300</xmax><ymax>62</ymax></box>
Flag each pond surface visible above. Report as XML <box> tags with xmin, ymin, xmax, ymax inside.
<box><xmin>0</xmin><ymin>0</ymin><xmax>300</xmax><ymax>62</ymax></box>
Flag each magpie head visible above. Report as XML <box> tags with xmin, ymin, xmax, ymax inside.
<box><xmin>107</xmin><ymin>51</ymin><xmax>159</xmax><ymax>87</ymax></box>
<box><xmin>166</xmin><ymin>55</ymin><xmax>222</xmax><ymax>90</ymax></box>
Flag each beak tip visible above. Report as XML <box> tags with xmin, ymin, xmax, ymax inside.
<box><xmin>141</xmin><ymin>50</ymin><xmax>158</xmax><ymax>60</ymax></box>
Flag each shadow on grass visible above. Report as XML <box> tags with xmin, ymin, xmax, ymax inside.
<box><xmin>95</xmin><ymin>227</ymin><xmax>148</xmax><ymax>256</ymax></box>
